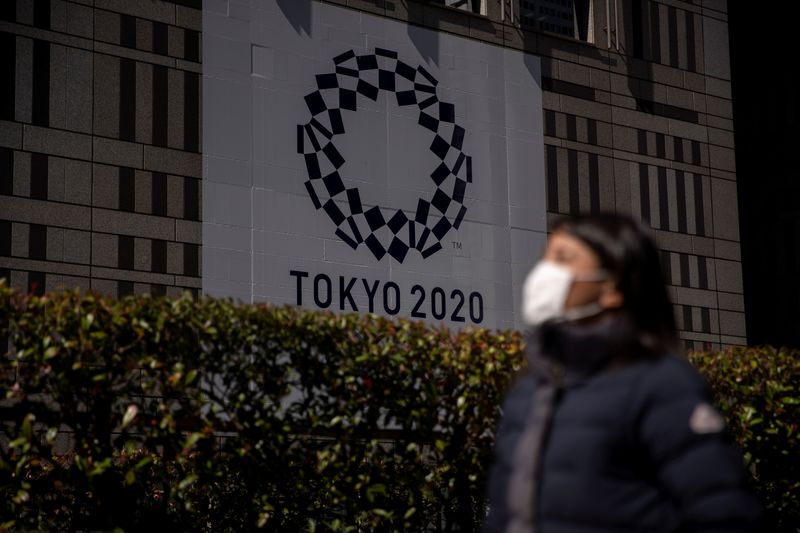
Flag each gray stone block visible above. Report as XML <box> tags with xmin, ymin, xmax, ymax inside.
<box><xmin>95</xmin><ymin>0</ymin><xmax>176</xmax><ymax>24</ymax></box>
<box><xmin>718</xmin><ymin>292</ymin><xmax>744</xmax><ymax>312</ymax></box>
<box><xmin>14</xmin><ymin>37</ymin><xmax>32</xmax><ymax>124</ymax></box>
<box><xmin>703</xmin><ymin>16</ymin><xmax>730</xmax><ymax>80</ymax></box>
<box><xmin>167</xmin><ymin>241</ymin><xmax>183</xmax><ymax>274</ymax></box>
<box><xmin>714</xmin><ymin>239</ymin><xmax>740</xmax><ymax>261</ymax></box>
<box><xmin>91</xmin><ymin>164</ymin><xmax>118</xmax><ymax>209</ymax></box>
<box><xmin>654</xmin><ymin>228</ymin><xmax>693</xmax><ymax>254</ymax></box>
<box><xmin>135</xmin><ymin>169</ymin><xmax>151</xmax><ymax>213</ymax></box>
<box><xmin>49</xmin><ymin>44</ymin><xmax>68</xmax><ymax>130</ymax></box>
<box><xmin>0</xmin><ymin>196</ymin><xmax>90</xmax><ymax>230</ymax></box>
<box><xmin>135</xmin><ymin>62</ymin><xmax>153</xmax><ymax>144</ymax></box>
<box><xmin>94</xmin><ymin>9</ymin><xmax>120</xmax><ymax>44</ymax></box>
<box><xmin>691</xmin><ymin>236</ymin><xmax>714</xmax><ymax>257</ymax></box>
<box><xmin>611</xmin><ymin>124</ymin><xmax>638</xmax><ymax>154</ymax></box>
<box><xmin>64</xmin><ymin>159</ymin><xmax>92</xmax><ymax>205</ymax></box>
<box><xmin>90</xmin><ymin>277</ymin><xmax>117</xmax><ymax>296</ymax></box>
<box><xmin>46</xmin><ymin>227</ymin><xmax>65</xmax><ymax>261</ymax></box>
<box><xmin>47</xmin><ymin>156</ymin><xmax>66</xmax><ymax>202</ymax></box>
<box><xmin>168</xmin><ymin>25</ymin><xmax>185</xmax><ymax>59</ymax></box>
<box><xmin>91</xmin><ymin>266</ymin><xmax>174</xmax><ymax>285</ymax></box>
<box><xmin>49</xmin><ymin>274</ymin><xmax>90</xmax><ymax>292</ymax></box>
<box><xmin>133</xmin><ymin>237</ymin><xmax>151</xmax><ymax>271</ymax></box>
<box><xmin>167</xmin><ymin>174</ymin><xmax>183</xmax><ymax>218</ymax></box>
<box><xmin>92</xmin><ymin>208</ymin><xmax>175</xmax><ymax>240</ymax></box>
<box><xmin>143</xmin><ymin>146</ymin><xmax>201</xmax><ymax>177</ymax></box>
<box><xmin>136</xmin><ymin>17</ymin><xmax>154</xmax><ymax>52</ymax></box>
<box><xmin>711</xmin><ymin>178</ymin><xmax>739</xmax><ymax>241</ymax></box>
<box><xmin>720</xmin><ymin>335</ymin><xmax>747</xmax><ymax>348</ymax></box>
<box><xmin>176</xmin><ymin>5</ymin><xmax>202</xmax><ymax>31</ymax></box>
<box><xmin>93</xmin><ymin>137</ymin><xmax>144</xmax><ymax>168</ymax></box>
<box><xmin>91</xmin><ymin>233</ymin><xmax>118</xmax><ymax>268</ymax></box>
<box><xmin>65</xmin><ymin>47</ymin><xmax>93</xmax><ymax>134</ymax></box>
<box><xmin>11</xmin><ymin>222</ymin><xmax>27</xmax><ymax>258</ymax></box>
<box><xmin>715</xmin><ymin>259</ymin><xmax>743</xmax><ymax>294</ymax></box>
<box><xmin>0</xmin><ymin>120</ymin><xmax>22</xmax><ymax>150</ymax></box>
<box><xmin>174</xmin><ymin>275</ymin><xmax>202</xmax><ymax>288</ymax></box>
<box><xmin>707</xmin><ymin>127</ymin><xmax>734</xmax><ymax>149</ymax></box>
<box><xmin>557</xmin><ymin>59</ymin><xmax>590</xmax><ymax>86</ymax></box>
<box><xmin>15</xmin><ymin>0</ymin><xmax>33</xmax><ymax>24</ymax></box>
<box><xmin>66</xmin><ymin>1</ymin><xmax>93</xmax><ymax>39</ymax></box>
<box><xmin>674</xmin><ymin>286</ymin><xmax>717</xmax><ymax>308</ymax></box>
<box><xmin>176</xmin><ymin>220</ymin><xmax>201</xmax><ymax>244</ymax></box>
<box><xmin>93</xmin><ymin>54</ymin><xmax>120</xmax><ymax>138</ymax></box>
<box><xmin>706</xmin><ymin>95</ymin><xmax>732</xmax><ymax>119</ymax></box>
<box><xmin>0</xmin><ymin>256</ymin><xmax>89</xmax><ymax>277</ymax></box>
<box><xmin>168</xmin><ymin>68</ymin><xmax>185</xmax><ymax>150</ymax></box>
<box><xmin>63</xmin><ymin>229</ymin><xmax>91</xmax><ymax>264</ymax></box>
<box><xmin>559</xmin><ymin>94</ymin><xmax>612</xmax><ymax>122</ymax></box>
<box><xmin>708</xmin><ymin>144</ymin><xmax>735</xmax><ymax>173</ymax></box>
<box><xmin>667</xmin><ymin>86</ymin><xmax>694</xmax><ymax>111</ymax></box>
<box><xmin>12</xmin><ymin>150</ymin><xmax>30</xmax><ymax>196</ymax></box>
<box><xmin>23</xmin><ymin>125</ymin><xmax>92</xmax><ymax>162</ymax></box>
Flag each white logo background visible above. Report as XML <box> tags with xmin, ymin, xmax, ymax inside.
<box><xmin>203</xmin><ymin>0</ymin><xmax>547</xmax><ymax>330</ymax></box>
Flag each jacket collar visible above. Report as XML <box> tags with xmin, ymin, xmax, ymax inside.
<box><xmin>525</xmin><ymin>311</ymin><xmax>641</xmax><ymax>386</ymax></box>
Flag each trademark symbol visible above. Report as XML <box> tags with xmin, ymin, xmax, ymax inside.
<box><xmin>452</xmin><ymin>241</ymin><xmax>462</xmax><ymax>250</ymax></box>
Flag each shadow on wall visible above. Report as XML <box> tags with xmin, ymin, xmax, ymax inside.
<box><xmin>277</xmin><ymin>0</ymin><xmax>312</xmax><ymax>36</ymax></box>
<box><xmin>408</xmin><ymin>18</ymin><xmax>439</xmax><ymax>66</ymax></box>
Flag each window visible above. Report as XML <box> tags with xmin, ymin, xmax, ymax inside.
<box><xmin>519</xmin><ymin>0</ymin><xmax>594</xmax><ymax>42</ymax></box>
<box><xmin>430</xmin><ymin>0</ymin><xmax>486</xmax><ymax>16</ymax></box>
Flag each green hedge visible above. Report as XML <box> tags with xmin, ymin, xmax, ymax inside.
<box><xmin>0</xmin><ymin>283</ymin><xmax>798</xmax><ymax>531</ymax></box>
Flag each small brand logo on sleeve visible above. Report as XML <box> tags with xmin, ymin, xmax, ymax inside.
<box><xmin>689</xmin><ymin>402</ymin><xmax>725</xmax><ymax>434</ymax></box>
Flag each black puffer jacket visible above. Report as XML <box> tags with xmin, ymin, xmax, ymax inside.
<box><xmin>484</xmin><ymin>314</ymin><xmax>762</xmax><ymax>533</ymax></box>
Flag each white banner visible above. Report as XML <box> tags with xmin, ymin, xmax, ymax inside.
<box><xmin>203</xmin><ymin>0</ymin><xmax>547</xmax><ymax>330</ymax></box>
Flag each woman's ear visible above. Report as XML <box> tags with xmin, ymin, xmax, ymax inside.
<box><xmin>599</xmin><ymin>281</ymin><xmax>624</xmax><ymax>309</ymax></box>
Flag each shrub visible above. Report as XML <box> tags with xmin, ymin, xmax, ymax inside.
<box><xmin>0</xmin><ymin>282</ymin><xmax>798</xmax><ymax>531</ymax></box>
<box><xmin>0</xmin><ymin>283</ymin><xmax>522</xmax><ymax>531</ymax></box>
<box><xmin>688</xmin><ymin>347</ymin><xmax>800</xmax><ymax>532</ymax></box>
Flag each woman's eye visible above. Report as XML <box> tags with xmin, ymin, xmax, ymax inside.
<box><xmin>554</xmin><ymin>249</ymin><xmax>572</xmax><ymax>262</ymax></box>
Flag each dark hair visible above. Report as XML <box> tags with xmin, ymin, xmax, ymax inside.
<box><xmin>551</xmin><ymin>212</ymin><xmax>678</xmax><ymax>354</ymax></box>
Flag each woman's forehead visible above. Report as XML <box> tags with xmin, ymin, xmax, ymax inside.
<box><xmin>546</xmin><ymin>232</ymin><xmax>601</xmax><ymax>264</ymax></box>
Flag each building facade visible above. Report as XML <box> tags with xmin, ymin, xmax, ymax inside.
<box><xmin>0</xmin><ymin>0</ymin><xmax>743</xmax><ymax>349</ymax></box>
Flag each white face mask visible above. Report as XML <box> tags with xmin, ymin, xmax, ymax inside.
<box><xmin>521</xmin><ymin>260</ymin><xmax>609</xmax><ymax>326</ymax></box>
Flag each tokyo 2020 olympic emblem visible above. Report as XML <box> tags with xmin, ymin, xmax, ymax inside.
<box><xmin>297</xmin><ymin>48</ymin><xmax>472</xmax><ymax>263</ymax></box>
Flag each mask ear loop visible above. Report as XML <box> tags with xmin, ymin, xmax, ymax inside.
<box><xmin>572</xmin><ymin>269</ymin><xmax>610</xmax><ymax>283</ymax></box>
<box><xmin>557</xmin><ymin>270</ymin><xmax>614</xmax><ymax>322</ymax></box>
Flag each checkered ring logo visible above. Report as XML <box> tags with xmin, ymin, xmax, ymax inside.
<box><xmin>297</xmin><ymin>48</ymin><xmax>472</xmax><ymax>263</ymax></box>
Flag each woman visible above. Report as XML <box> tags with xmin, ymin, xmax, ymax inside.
<box><xmin>484</xmin><ymin>213</ymin><xmax>761</xmax><ymax>533</ymax></box>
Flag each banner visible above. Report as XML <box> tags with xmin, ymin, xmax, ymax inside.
<box><xmin>203</xmin><ymin>0</ymin><xmax>547</xmax><ymax>330</ymax></box>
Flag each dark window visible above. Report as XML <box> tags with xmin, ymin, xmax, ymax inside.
<box><xmin>183</xmin><ymin>177</ymin><xmax>199</xmax><ymax>220</ymax></box>
<box><xmin>520</xmin><ymin>0</ymin><xmax>592</xmax><ymax>42</ymax></box>
<box><xmin>0</xmin><ymin>220</ymin><xmax>10</xmax><ymax>256</ymax></box>
<box><xmin>0</xmin><ymin>148</ymin><xmax>12</xmax><ymax>195</ymax></box>
<box><xmin>184</xmin><ymin>29</ymin><xmax>199</xmax><ymax>62</ymax></box>
<box><xmin>183</xmin><ymin>243</ymin><xmax>199</xmax><ymax>277</ymax></box>
<box><xmin>118</xmin><ymin>280</ymin><xmax>134</xmax><ymax>297</ymax></box>
<box><xmin>0</xmin><ymin>31</ymin><xmax>15</xmax><ymax>121</ymax></box>
<box><xmin>120</xmin><ymin>15</ymin><xmax>136</xmax><ymax>48</ymax></box>
<box><xmin>30</xmin><ymin>153</ymin><xmax>48</xmax><ymax>200</ymax></box>
<box><xmin>152</xmin><ymin>172</ymin><xmax>167</xmax><ymax>216</ymax></box>
<box><xmin>429</xmin><ymin>0</ymin><xmax>484</xmax><ymax>15</ymax></box>
<box><xmin>153</xmin><ymin>22</ymin><xmax>168</xmax><ymax>55</ymax></box>
<box><xmin>29</xmin><ymin>224</ymin><xmax>46</xmax><ymax>260</ymax></box>
<box><xmin>118</xmin><ymin>235</ymin><xmax>134</xmax><ymax>270</ymax></box>
<box><xmin>152</xmin><ymin>239</ymin><xmax>167</xmax><ymax>273</ymax></box>
<box><xmin>33</xmin><ymin>0</ymin><xmax>50</xmax><ymax>30</ymax></box>
<box><xmin>28</xmin><ymin>271</ymin><xmax>45</xmax><ymax>296</ymax></box>
<box><xmin>119</xmin><ymin>167</ymin><xmax>135</xmax><ymax>211</ymax></box>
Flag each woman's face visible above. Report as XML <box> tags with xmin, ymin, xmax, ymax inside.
<box><xmin>542</xmin><ymin>231</ymin><xmax>623</xmax><ymax>311</ymax></box>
